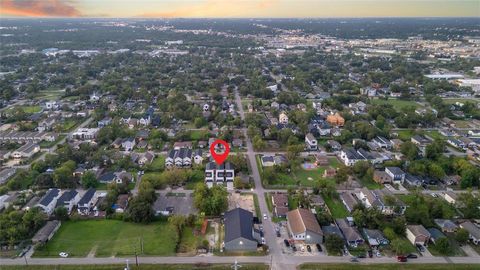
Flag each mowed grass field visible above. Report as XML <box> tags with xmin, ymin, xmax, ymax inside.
<box><xmin>300</xmin><ymin>264</ymin><xmax>478</xmax><ymax>270</ymax></box>
<box><xmin>371</xmin><ymin>99</ymin><xmax>421</xmax><ymax>110</ymax></box>
<box><xmin>3</xmin><ymin>264</ymin><xmax>268</xmax><ymax>270</ymax></box>
<box><xmin>34</xmin><ymin>220</ymin><xmax>177</xmax><ymax>257</ymax></box>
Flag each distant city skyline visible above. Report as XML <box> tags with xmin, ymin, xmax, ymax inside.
<box><xmin>0</xmin><ymin>0</ymin><xmax>479</xmax><ymax>18</ymax></box>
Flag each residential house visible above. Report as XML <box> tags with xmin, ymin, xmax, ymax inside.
<box><xmin>447</xmin><ymin>138</ymin><xmax>466</xmax><ymax>150</ymax></box>
<box><xmin>260</xmin><ymin>155</ymin><xmax>287</xmax><ymax>167</ymax></box>
<box><xmin>193</xmin><ymin>149</ymin><xmax>203</xmax><ymax>165</ymax></box>
<box><xmin>11</xmin><ymin>142</ymin><xmax>40</xmax><ymax>159</ymax></box>
<box><xmin>305</xmin><ymin>133</ymin><xmax>318</xmax><ymax>150</ymax></box>
<box><xmin>97</xmin><ymin>117</ymin><xmax>112</xmax><ymax>128</ymax></box>
<box><xmin>165</xmin><ymin>148</ymin><xmax>192</xmax><ymax>168</ymax></box>
<box><xmin>279</xmin><ymin>111</ymin><xmax>289</xmax><ymax>124</ymax></box>
<box><xmin>373</xmin><ymin>170</ymin><xmax>392</xmax><ymax>184</ymax></box>
<box><xmin>356</xmin><ymin>188</ymin><xmax>406</xmax><ymax>215</ymax></box>
<box><xmin>287</xmin><ymin>208</ymin><xmax>323</xmax><ymax>244</ymax></box>
<box><xmin>460</xmin><ymin>221</ymin><xmax>480</xmax><ymax>245</ymax></box>
<box><xmin>339</xmin><ymin>148</ymin><xmax>365</xmax><ymax>166</ymax></box>
<box><xmin>411</xmin><ymin>135</ymin><xmax>432</xmax><ymax>146</ymax></box>
<box><xmin>434</xmin><ymin>219</ymin><xmax>458</xmax><ymax>233</ymax></box>
<box><xmin>322</xmin><ymin>224</ymin><xmax>344</xmax><ymax>241</ymax></box>
<box><xmin>326</xmin><ymin>140</ymin><xmax>342</xmax><ymax>151</ymax></box>
<box><xmin>443</xmin><ymin>191</ymin><xmax>458</xmax><ymax>204</ymax></box>
<box><xmin>406</xmin><ymin>225</ymin><xmax>431</xmax><ymax>246</ymax></box>
<box><xmin>271</xmin><ymin>193</ymin><xmax>288</xmax><ymax>218</ymax></box>
<box><xmin>363</xmin><ymin>228</ymin><xmax>389</xmax><ymax>247</ymax></box>
<box><xmin>114</xmin><ymin>194</ymin><xmax>129</xmax><ymax>213</ymax></box>
<box><xmin>372</xmin><ymin>136</ymin><xmax>393</xmax><ymax>149</ymax></box>
<box><xmin>205</xmin><ymin>162</ymin><xmax>235</xmax><ymax>190</ymax></box>
<box><xmin>32</xmin><ymin>220</ymin><xmax>61</xmax><ymax>244</ymax></box>
<box><xmin>121</xmin><ymin>138</ymin><xmax>136</xmax><ymax>151</ymax></box>
<box><xmin>0</xmin><ymin>168</ymin><xmax>16</xmax><ymax>185</ymax></box>
<box><xmin>77</xmin><ymin>188</ymin><xmax>97</xmax><ymax>215</ymax></box>
<box><xmin>385</xmin><ymin>167</ymin><xmax>406</xmax><ymax>184</ymax></box>
<box><xmin>340</xmin><ymin>192</ymin><xmax>359</xmax><ymax>213</ymax></box>
<box><xmin>223</xmin><ymin>208</ymin><xmax>258</xmax><ymax>251</ymax></box>
<box><xmin>138</xmin><ymin>152</ymin><xmax>155</xmax><ymax>166</ymax></box>
<box><xmin>326</xmin><ymin>112</ymin><xmax>345</xmax><ymax>127</ymax></box>
<box><xmin>55</xmin><ymin>190</ymin><xmax>80</xmax><ymax>214</ymax></box>
<box><xmin>309</xmin><ymin>194</ymin><xmax>325</xmax><ymax>207</ymax></box>
<box><xmin>36</xmin><ymin>188</ymin><xmax>61</xmax><ymax>215</ymax></box>
<box><xmin>336</xmin><ymin>218</ymin><xmax>364</xmax><ymax>247</ymax></box>
<box><xmin>427</xmin><ymin>228</ymin><xmax>447</xmax><ymax>244</ymax></box>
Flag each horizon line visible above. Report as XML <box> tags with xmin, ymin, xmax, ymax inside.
<box><xmin>1</xmin><ymin>16</ymin><xmax>480</xmax><ymax>20</ymax></box>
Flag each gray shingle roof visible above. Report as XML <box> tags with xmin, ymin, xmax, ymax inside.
<box><xmin>224</xmin><ymin>208</ymin><xmax>255</xmax><ymax>242</ymax></box>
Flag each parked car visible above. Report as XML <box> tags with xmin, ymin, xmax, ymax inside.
<box><xmin>368</xmin><ymin>250</ymin><xmax>373</xmax><ymax>258</ymax></box>
<box><xmin>276</xmin><ymin>231</ymin><xmax>281</xmax><ymax>237</ymax></box>
<box><xmin>300</xmin><ymin>245</ymin><xmax>305</xmax><ymax>252</ymax></box>
<box><xmin>350</xmin><ymin>257</ymin><xmax>359</xmax><ymax>263</ymax></box>
<box><xmin>416</xmin><ymin>244</ymin><xmax>426</xmax><ymax>252</ymax></box>
<box><xmin>261</xmin><ymin>237</ymin><xmax>266</xmax><ymax>245</ymax></box>
<box><xmin>407</xmin><ymin>253</ymin><xmax>418</xmax><ymax>259</ymax></box>
<box><xmin>397</xmin><ymin>256</ymin><xmax>407</xmax><ymax>262</ymax></box>
<box><xmin>263</xmin><ymin>213</ymin><xmax>267</xmax><ymax>220</ymax></box>
<box><xmin>357</xmin><ymin>254</ymin><xmax>366</xmax><ymax>258</ymax></box>
<box><xmin>292</xmin><ymin>245</ymin><xmax>297</xmax><ymax>252</ymax></box>
<box><xmin>59</xmin><ymin>252</ymin><xmax>69</xmax><ymax>258</ymax></box>
<box><xmin>284</xmin><ymin>239</ymin><xmax>290</xmax><ymax>247</ymax></box>
<box><xmin>306</xmin><ymin>245</ymin><xmax>312</xmax><ymax>252</ymax></box>
<box><xmin>316</xmin><ymin>244</ymin><xmax>322</xmax><ymax>252</ymax></box>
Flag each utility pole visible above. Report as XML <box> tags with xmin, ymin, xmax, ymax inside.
<box><xmin>125</xmin><ymin>259</ymin><xmax>130</xmax><ymax>270</ymax></box>
<box><xmin>231</xmin><ymin>260</ymin><xmax>242</xmax><ymax>270</ymax></box>
<box><xmin>24</xmin><ymin>255</ymin><xmax>28</xmax><ymax>266</ymax></box>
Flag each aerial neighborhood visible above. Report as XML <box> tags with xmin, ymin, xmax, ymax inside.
<box><xmin>0</xmin><ymin>17</ymin><xmax>479</xmax><ymax>270</ymax></box>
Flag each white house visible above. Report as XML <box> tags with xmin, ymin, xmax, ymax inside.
<box><xmin>385</xmin><ymin>167</ymin><xmax>406</xmax><ymax>184</ymax></box>
<box><xmin>205</xmin><ymin>162</ymin><xmax>234</xmax><ymax>190</ymax></box>
<box><xmin>279</xmin><ymin>111</ymin><xmax>289</xmax><ymax>124</ymax></box>
<box><xmin>55</xmin><ymin>190</ymin><xmax>80</xmax><ymax>214</ymax></box>
<box><xmin>36</xmin><ymin>188</ymin><xmax>61</xmax><ymax>215</ymax></box>
<box><xmin>305</xmin><ymin>133</ymin><xmax>318</xmax><ymax>150</ymax></box>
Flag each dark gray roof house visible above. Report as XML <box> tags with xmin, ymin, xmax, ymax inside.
<box><xmin>224</xmin><ymin>208</ymin><xmax>257</xmax><ymax>251</ymax></box>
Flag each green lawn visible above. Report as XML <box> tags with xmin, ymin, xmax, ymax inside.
<box><xmin>3</xmin><ymin>265</ymin><xmax>268</xmax><ymax>270</ymax></box>
<box><xmin>358</xmin><ymin>175</ymin><xmax>382</xmax><ymax>189</ymax></box>
<box><xmin>264</xmin><ymin>193</ymin><xmax>273</xmax><ymax>212</ymax></box>
<box><xmin>145</xmin><ymin>156</ymin><xmax>165</xmax><ymax>172</ymax></box>
<box><xmin>323</xmin><ymin>195</ymin><xmax>349</xmax><ymax>218</ymax></box>
<box><xmin>189</xmin><ymin>130</ymin><xmax>209</xmax><ymax>141</ymax></box>
<box><xmin>18</xmin><ymin>105</ymin><xmax>41</xmax><ymax>113</ymax></box>
<box><xmin>177</xmin><ymin>227</ymin><xmax>205</xmax><ymax>254</ymax></box>
<box><xmin>294</xmin><ymin>158</ymin><xmax>339</xmax><ymax>186</ymax></box>
<box><xmin>300</xmin><ymin>264</ymin><xmax>478</xmax><ymax>270</ymax></box>
<box><xmin>34</xmin><ymin>220</ymin><xmax>177</xmax><ymax>257</ymax></box>
<box><xmin>371</xmin><ymin>99</ymin><xmax>421</xmax><ymax>111</ymax></box>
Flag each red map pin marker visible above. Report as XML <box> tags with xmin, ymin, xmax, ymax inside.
<box><xmin>210</xmin><ymin>139</ymin><xmax>230</xmax><ymax>165</ymax></box>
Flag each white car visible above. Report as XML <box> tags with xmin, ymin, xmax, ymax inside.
<box><xmin>263</xmin><ymin>213</ymin><xmax>267</xmax><ymax>220</ymax></box>
<box><xmin>261</xmin><ymin>237</ymin><xmax>266</xmax><ymax>245</ymax></box>
<box><xmin>59</xmin><ymin>252</ymin><xmax>69</xmax><ymax>258</ymax></box>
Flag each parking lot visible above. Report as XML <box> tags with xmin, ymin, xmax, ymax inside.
<box><xmin>153</xmin><ymin>192</ymin><xmax>197</xmax><ymax>216</ymax></box>
<box><xmin>274</xmin><ymin>220</ymin><xmax>325</xmax><ymax>256</ymax></box>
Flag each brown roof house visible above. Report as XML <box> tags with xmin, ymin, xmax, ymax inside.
<box><xmin>271</xmin><ymin>193</ymin><xmax>289</xmax><ymax>218</ymax></box>
<box><xmin>406</xmin><ymin>225</ymin><xmax>431</xmax><ymax>246</ymax></box>
<box><xmin>287</xmin><ymin>208</ymin><xmax>323</xmax><ymax>244</ymax></box>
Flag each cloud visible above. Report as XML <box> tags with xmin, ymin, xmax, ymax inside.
<box><xmin>0</xmin><ymin>0</ymin><xmax>81</xmax><ymax>17</ymax></box>
<box><xmin>138</xmin><ymin>0</ymin><xmax>279</xmax><ymax>18</ymax></box>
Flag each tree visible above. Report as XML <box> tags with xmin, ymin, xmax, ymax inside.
<box><xmin>325</xmin><ymin>234</ymin><xmax>345</xmax><ymax>255</ymax></box>
<box><xmin>400</xmin><ymin>141</ymin><xmax>418</xmax><ymax>160</ymax></box>
<box><xmin>435</xmin><ymin>237</ymin><xmax>451</xmax><ymax>255</ymax></box>
<box><xmin>125</xmin><ymin>198</ymin><xmax>154</xmax><ymax>223</ymax></box>
<box><xmin>81</xmin><ymin>171</ymin><xmax>98</xmax><ymax>188</ymax></box>
<box><xmin>54</xmin><ymin>206</ymin><xmax>69</xmax><ymax>221</ymax></box>
<box><xmin>455</xmin><ymin>228</ymin><xmax>469</xmax><ymax>245</ymax></box>
<box><xmin>193</xmin><ymin>183</ymin><xmax>228</xmax><ymax>216</ymax></box>
<box><xmin>390</xmin><ymin>238</ymin><xmax>411</xmax><ymax>255</ymax></box>
<box><xmin>334</xmin><ymin>165</ymin><xmax>350</xmax><ymax>185</ymax></box>
<box><xmin>168</xmin><ymin>215</ymin><xmax>187</xmax><ymax>235</ymax></box>
<box><xmin>425</xmin><ymin>139</ymin><xmax>445</xmax><ymax>160</ymax></box>
<box><xmin>53</xmin><ymin>160</ymin><xmax>76</xmax><ymax>188</ymax></box>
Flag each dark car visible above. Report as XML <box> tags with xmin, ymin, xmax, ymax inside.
<box><xmin>276</xmin><ymin>231</ymin><xmax>281</xmax><ymax>237</ymax></box>
<box><xmin>368</xmin><ymin>250</ymin><xmax>373</xmax><ymax>258</ymax></box>
<box><xmin>407</xmin><ymin>253</ymin><xmax>418</xmax><ymax>259</ymax></box>
<box><xmin>357</xmin><ymin>254</ymin><xmax>366</xmax><ymax>258</ymax></box>
<box><xmin>316</xmin><ymin>244</ymin><xmax>322</xmax><ymax>252</ymax></box>
<box><xmin>416</xmin><ymin>244</ymin><xmax>426</xmax><ymax>252</ymax></box>
<box><xmin>306</xmin><ymin>245</ymin><xmax>312</xmax><ymax>252</ymax></box>
<box><xmin>284</xmin><ymin>239</ymin><xmax>290</xmax><ymax>247</ymax></box>
<box><xmin>292</xmin><ymin>245</ymin><xmax>297</xmax><ymax>252</ymax></box>
<box><xmin>397</xmin><ymin>256</ymin><xmax>408</xmax><ymax>262</ymax></box>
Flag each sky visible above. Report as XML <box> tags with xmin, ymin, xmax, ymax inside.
<box><xmin>0</xmin><ymin>0</ymin><xmax>479</xmax><ymax>18</ymax></box>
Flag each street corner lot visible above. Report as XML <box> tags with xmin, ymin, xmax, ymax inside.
<box><xmin>153</xmin><ymin>192</ymin><xmax>197</xmax><ymax>216</ymax></box>
<box><xmin>228</xmin><ymin>193</ymin><xmax>255</xmax><ymax>214</ymax></box>
<box><xmin>33</xmin><ymin>220</ymin><xmax>177</xmax><ymax>258</ymax></box>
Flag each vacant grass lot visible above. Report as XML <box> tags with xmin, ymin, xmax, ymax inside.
<box><xmin>371</xmin><ymin>99</ymin><xmax>421</xmax><ymax>111</ymax></box>
<box><xmin>323</xmin><ymin>194</ymin><xmax>349</xmax><ymax>218</ymax></box>
<box><xmin>300</xmin><ymin>264</ymin><xmax>478</xmax><ymax>270</ymax></box>
<box><xmin>34</xmin><ymin>220</ymin><xmax>177</xmax><ymax>257</ymax></box>
<box><xmin>3</xmin><ymin>264</ymin><xmax>268</xmax><ymax>270</ymax></box>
